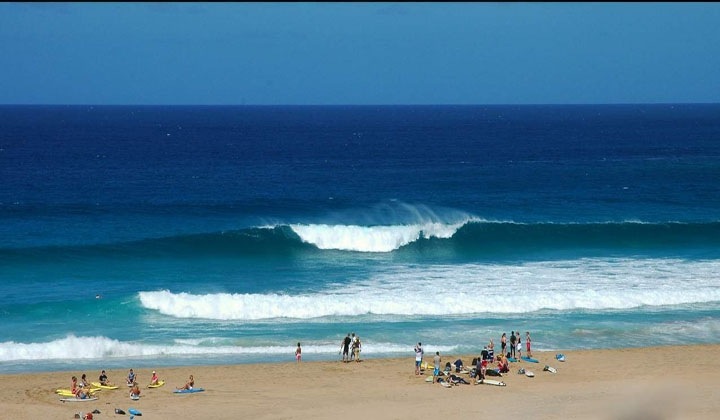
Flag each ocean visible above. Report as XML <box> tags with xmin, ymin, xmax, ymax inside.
<box><xmin>1</xmin><ymin>104</ymin><xmax>719</xmax><ymax>374</ymax></box>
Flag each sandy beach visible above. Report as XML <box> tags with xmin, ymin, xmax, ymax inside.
<box><xmin>1</xmin><ymin>345</ymin><xmax>718</xmax><ymax>420</ymax></box>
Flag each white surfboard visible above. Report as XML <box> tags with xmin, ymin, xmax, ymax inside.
<box><xmin>477</xmin><ymin>379</ymin><xmax>506</xmax><ymax>386</ymax></box>
<box><xmin>59</xmin><ymin>397</ymin><xmax>98</xmax><ymax>402</ymax></box>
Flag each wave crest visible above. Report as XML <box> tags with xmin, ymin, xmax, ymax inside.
<box><xmin>288</xmin><ymin>220</ymin><xmax>469</xmax><ymax>252</ymax></box>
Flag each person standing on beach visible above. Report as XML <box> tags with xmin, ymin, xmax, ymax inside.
<box><xmin>414</xmin><ymin>342</ymin><xmax>424</xmax><ymax>375</ymax></box>
<box><xmin>509</xmin><ymin>331</ymin><xmax>517</xmax><ymax>358</ymax></box>
<box><xmin>342</xmin><ymin>334</ymin><xmax>352</xmax><ymax>362</ymax></box>
<box><xmin>350</xmin><ymin>333</ymin><xmax>357</xmax><ymax>361</ymax></box>
<box><xmin>432</xmin><ymin>351</ymin><xmax>441</xmax><ymax>383</ymax></box>
<box><xmin>352</xmin><ymin>336</ymin><xmax>362</xmax><ymax>362</ymax></box>
<box><xmin>516</xmin><ymin>330</ymin><xmax>523</xmax><ymax>359</ymax></box>
<box><xmin>295</xmin><ymin>342</ymin><xmax>302</xmax><ymax>363</ymax></box>
<box><xmin>526</xmin><ymin>331</ymin><xmax>532</xmax><ymax>358</ymax></box>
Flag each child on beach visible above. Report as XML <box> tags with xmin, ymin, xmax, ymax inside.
<box><xmin>129</xmin><ymin>382</ymin><xmax>141</xmax><ymax>398</ymax></box>
<box><xmin>295</xmin><ymin>342</ymin><xmax>302</xmax><ymax>363</ymax></box>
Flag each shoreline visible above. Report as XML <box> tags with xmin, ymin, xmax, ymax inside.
<box><xmin>2</xmin><ymin>344</ymin><xmax>718</xmax><ymax>419</ymax></box>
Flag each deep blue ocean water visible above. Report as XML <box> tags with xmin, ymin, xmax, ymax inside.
<box><xmin>1</xmin><ymin>104</ymin><xmax>719</xmax><ymax>373</ymax></box>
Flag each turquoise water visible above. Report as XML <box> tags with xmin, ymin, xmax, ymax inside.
<box><xmin>1</xmin><ymin>104</ymin><xmax>719</xmax><ymax>373</ymax></box>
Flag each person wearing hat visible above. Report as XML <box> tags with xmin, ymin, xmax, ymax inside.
<box><xmin>150</xmin><ymin>370</ymin><xmax>159</xmax><ymax>386</ymax></box>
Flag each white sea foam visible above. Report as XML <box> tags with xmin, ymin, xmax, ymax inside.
<box><xmin>0</xmin><ymin>334</ymin><xmax>422</xmax><ymax>362</ymax></box>
<box><xmin>288</xmin><ymin>220</ymin><xmax>470</xmax><ymax>252</ymax></box>
<box><xmin>139</xmin><ymin>258</ymin><xmax>720</xmax><ymax>320</ymax></box>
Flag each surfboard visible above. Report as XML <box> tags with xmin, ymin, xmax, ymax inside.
<box><xmin>148</xmin><ymin>380</ymin><xmax>165</xmax><ymax>388</ymax></box>
<box><xmin>173</xmin><ymin>387</ymin><xmax>205</xmax><ymax>394</ymax></box>
<box><xmin>521</xmin><ymin>356</ymin><xmax>539</xmax><ymax>363</ymax></box>
<box><xmin>91</xmin><ymin>382</ymin><xmax>119</xmax><ymax>390</ymax></box>
<box><xmin>477</xmin><ymin>379</ymin><xmax>506</xmax><ymax>386</ymax></box>
<box><xmin>56</xmin><ymin>390</ymin><xmax>99</xmax><ymax>397</ymax></box>
<box><xmin>507</xmin><ymin>357</ymin><xmax>518</xmax><ymax>363</ymax></box>
<box><xmin>60</xmin><ymin>397</ymin><xmax>98</xmax><ymax>402</ymax></box>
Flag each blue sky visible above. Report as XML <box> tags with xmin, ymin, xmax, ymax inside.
<box><xmin>1</xmin><ymin>2</ymin><xmax>718</xmax><ymax>105</ymax></box>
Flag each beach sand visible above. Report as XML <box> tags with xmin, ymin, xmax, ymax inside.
<box><xmin>1</xmin><ymin>345</ymin><xmax>718</xmax><ymax>420</ymax></box>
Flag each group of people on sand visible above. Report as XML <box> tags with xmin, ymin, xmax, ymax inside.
<box><xmin>414</xmin><ymin>330</ymin><xmax>535</xmax><ymax>384</ymax></box>
<box><xmin>339</xmin><ymin>332</ymin><xmax>362</xmax><ymax>363</ymax></box>
<box><xmin>69</xmin><ymin>368</ymin><xmax>194</xmax><ymax>398</ymax></box>
<box><xmin>70</xmin><ymin>374</ymin><xmax>94</xmax><ymax>399</ymax></box>
<box><xmin>495</xmin><ymin>330</ymin><xmax>533</xmax><ymax>359</ymax></box>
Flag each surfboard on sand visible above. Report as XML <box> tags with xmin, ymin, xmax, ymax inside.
<box><xmin>521</xmin><ymin>356</ymin><xmax>539</xmax><ymax>363</ymax></box>
<box><xmin>477</xmin><ymin>379</ymin><xmax>506</xmax><ymax>386</ymax></box>
<box><xmin>90</xmin><ymin>382</ymin><xmax>119</xmax><ymax>390</ymax></box>
<box><xmin>173</xmin><ymin>388</ymin><xmax>205</xmax><ymax>394</ymax></box>
<box><xmin>148</xmin><ymin>380</ymin><xmax>165</xmax><ymax>388</ymax></box>
<box><xmin>60</xmin><ymin>397</ymin><xmax>98</xmax><ymax>402</ymax></box>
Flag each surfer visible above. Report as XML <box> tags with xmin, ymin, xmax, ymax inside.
<box><xmin>414</xmin><ymin>342</ymin><xmax>424</xmax><ymax>375</ymax></box>
<box><xmin>150</xmin><ymin>370</ymin><xmax>159</xmax><ymax>386</ymax></box>
<box><xmin>71</xmin><ymin>376</ymin><xmax>79</xmax><ymax>394</ymax></box>
<box><xmin>178</xmin><ymin>374</ymin><xmax>194</xmax><ymax>390</ymax></box>
<box><xmin>126</xmin><ymin>369</ymin><xmax>135</xmax><ymax>386</ymax></box>
<box><xmin>509</xmin><ymin>331</ymin><xmax>517</xmax><ymax>358</ymax></box>
<box><xmin>526</xmin><ymin>331</ymin><xmax>532</xmax><ymax>358</ymax></box>
<box><xmin>342</xmin><ymin>334</ymin><xmax>352</xmax><ymax>362</ymax></box>
<box><xmin>98</xmin><ymin>370</ymin><xmax>110</xmax><ymax>386</ymax></box>
<box><xmin>129</xmin><ymin>382</ymin><xmax>141</xmax><ymax>398</ymax></box>
<box><xmin>352</xmin><ymin>336</ymin><xmax>362</xmax><ymax>362</ymax></box>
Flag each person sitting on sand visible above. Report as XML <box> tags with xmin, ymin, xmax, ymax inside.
<box><xmin>98</xmin><ymin>370</ymin><xmax>109</xmax><ymax>386</ymax></box>
<box><xmin>447</xmin><ymin>374</ymin><xmax>471</xmax><ymax>385</ymax></box>
<box><xmin>150</xmin><ymin>371</ymin><xmax>159</xmax><ymax>386</ymax></box>
<box><xmin>129</xmin><ymin>382</ymin><xmax>141</xmax><ymax>398</ymax></box>
<box><xmin>126</xmin><ymin>369</ymin><xmax>135</xmax><ymax>386</ymax></box>
<box><xmin>178</xmin><ymin>375</ymin><xmax>194</xmax><ymax>390</ymax></box>
<box><xmin>497</xmin><ymin>354</ymin><xmax>510</xmax><ymax>373</ymax></box>
<box><xmin>79</xmin><ymin>373</ymin><xmax>90</xmax><ymax>388</ymax></box>
<box><xmin>71</xmin><ymin>376</ymin><xmax>79</xmax><ymax>394</ymax></box>
<box><xmin>75</xmin><ymin>387</ymin><xmax>91</xmax><ymax>399</ymax></box>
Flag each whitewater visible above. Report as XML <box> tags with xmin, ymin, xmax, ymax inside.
<box><xmin>1</xmin><ymin>104</ymin><xmax>719</xmax><ymax>373</ymax></box>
